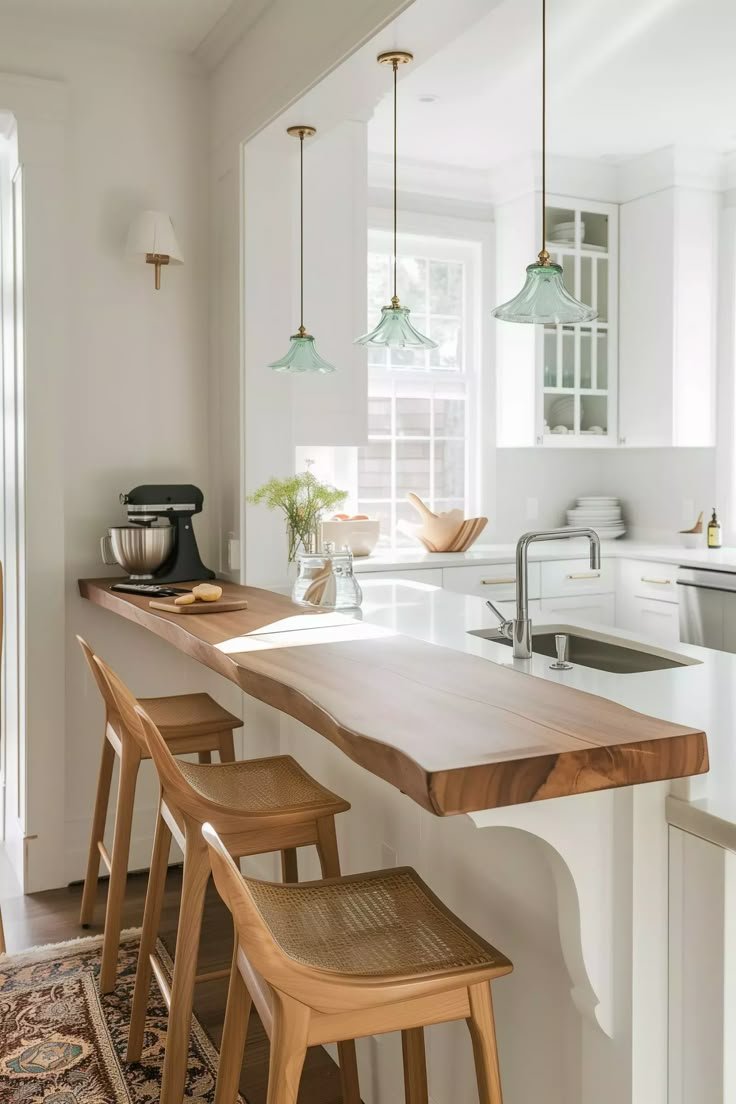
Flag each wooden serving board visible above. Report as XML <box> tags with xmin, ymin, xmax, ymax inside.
<box><xmin>149</xmin><ymin>598</ymin><xmax>249</xmax><ymax>615</ymax></box>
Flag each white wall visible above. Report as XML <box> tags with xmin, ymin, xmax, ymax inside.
<box><xmin>0</xmin><ymin>29</ymin><xmax>243</xmax><ymax>889</ymax></box>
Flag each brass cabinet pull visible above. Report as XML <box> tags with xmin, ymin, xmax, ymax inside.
<box><xmin>640</xmin><ymin>576</ymin><xmax>672</xmax><ymax>585</ymax></box>
<box><xmin>565</xmin><ymin>572</ymin><xmax>601</xmax><ymax>580</ymax></box>
<box><xmin>480</xmin><ymin>577</ymin><xmax>516</xmax><ymax>585</ymax></box>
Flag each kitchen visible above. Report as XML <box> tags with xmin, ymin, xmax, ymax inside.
<box><xmin>0</xmin><ymin>1</ymin><xmax>734</xmax><ymax>1104</ymax></box>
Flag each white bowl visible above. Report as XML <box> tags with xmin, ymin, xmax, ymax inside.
<box><xmin>320</xmin><ymin>519</ymin><xmax>380</xmax><ymax>557</ymax></box>
<box><xmin>679</xmin><ymin>532</ymin><xmax>702</xmax><ymax>549</ymax></box>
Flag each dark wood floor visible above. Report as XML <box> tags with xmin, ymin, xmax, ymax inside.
<box><xmin>0</xmin><ymin>867</ymin><xmax>348</xmax><ymax>1104</ymax></box>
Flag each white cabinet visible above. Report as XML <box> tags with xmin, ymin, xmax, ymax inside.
<box><xmin>442</xmin><ymin>562</ymin><xmax>540</xmax><ymax>602</ymax></box>
<box><xmin>541</xmin><ymin>593</ymin><xmax>616</xmax><ymax>626</ymax></box>
<box><xmin>616</xmin><ymin>559</ymin><xmax>681</xmax><ymax>645</ymax></box>
<box><xmin>496</xmin><ymin>193</ymin><xmax>618</xmax><ymax>448</ymax></box>
<box><xmin>540</xmin><ymin>557</ymin><xmax>615</xmax><ymax>599</ymax></box>
<box><xmin>624</xmin><ymin>596</ymin><xmax>681</xmax><ymax>646</ymax></box>
<box><xmin>619</xmin><ymin>186</ymin><xmax>717</xmax><ymax>447</ymax></box>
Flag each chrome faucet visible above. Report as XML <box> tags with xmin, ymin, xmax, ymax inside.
<box><xmin>486</xmin><ymin>527</ymin><xmax>601</xmax><ymax>659</ymax></box>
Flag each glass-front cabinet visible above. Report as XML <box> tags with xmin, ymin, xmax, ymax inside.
<box><xmin>540</xmin><ymin>200</ymin><xmax>617</xmax><ymax>445</ymax></box>
<box><xmin>495</xmin><ymin>192</ymin><xmax>618</xmax><ymax>448</ymax></box>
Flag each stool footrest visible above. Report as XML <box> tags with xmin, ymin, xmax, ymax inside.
<box><xmin>96</xmin><ymin>840</ymin><xmax>112</xmax><ymax>875</ymax></box>
<box><xmin>150</xmin><ymin>954</ymin><xmax>172</xmax><ymax>1011</ymax></box>
<box><xmin>193</xmin><ymin>967</ymin><xmax>230</xmax><ymax>984</ymax></box>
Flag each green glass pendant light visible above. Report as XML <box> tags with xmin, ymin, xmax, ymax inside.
<box><xmin>270</xmin><ymin>125</ymin><xmax>337</xmax><ymax>373</ymax></box>
<box><xmin>355</xmin><ymin>51</ymin><xmax>438</xmax><ymax>350</ymax></box>
<box><xmin>493</xmin><ymin>0</ymin><xmax>597</xmax><ymax>325</ymax></box>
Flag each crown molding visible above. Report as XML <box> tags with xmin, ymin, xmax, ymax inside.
<box><xmin>194</xmin><ymin>0</ymin><xmax>273</xmax><ymax>72</ymax></box>
<box><xmin>617</xmin><ymin>146</ymin><xmax>723</xmax><ymax>203</ymax></box>
<box><xmin>368</xmin><ymin>150</ymin><xmax>493</xmax><ymax>205</ymax></box>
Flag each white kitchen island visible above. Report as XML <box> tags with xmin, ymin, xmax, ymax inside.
<box><xmin>273</xmin><ymin>579</ymin><xmax>733</xmax><ymax>1104</ymax></box>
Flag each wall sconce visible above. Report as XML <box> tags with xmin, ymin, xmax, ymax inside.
<box><xmin>126</xmin><ymin>210</ymin><xmax>183</xmax><ymax>290</ymax></box>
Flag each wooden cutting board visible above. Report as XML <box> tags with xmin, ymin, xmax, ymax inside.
<box><xmin>149</xmin><ymin>598</ymin><xmax>249</xmax><ymax>615</ymax></box>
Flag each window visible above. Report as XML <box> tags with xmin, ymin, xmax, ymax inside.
<box><xmin>357</xmin><ymin>230</ymin><xmax>479</xmax><ymax>545</ymax></box>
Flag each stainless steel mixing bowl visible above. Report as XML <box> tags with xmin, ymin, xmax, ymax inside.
<box><xmin>100</xmin><ymin>525</ymin><xmax>175</xmax><ymax>579</ymax></box>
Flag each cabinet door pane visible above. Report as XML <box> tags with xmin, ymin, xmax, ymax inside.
<box><xmin>544</xmin><ymin>329</ymin><xmax>558</xmax><ymax>387</ymax></box>
<box><xmin>561</xmin><ymin>327</ymin><xmax>575</xmax><ymax>388</ymax></box>
<box><xmin>580</xmin><ymin>332</ymin><xmax>592</xmax><ymax>389</ymax></box>
<box><xmin>597</xmin><ymin>332</ymin><xmax>608</xmax><ymax>390</ymax></box>
<box><xmin>597</xmin><ymin>258</ymin><xmax>608</xmax><ymax>323</ymax></box>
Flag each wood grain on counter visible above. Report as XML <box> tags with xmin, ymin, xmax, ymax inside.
<box><xmin>79</xmin><ymin>579</ymin><xmax>709</xmax><ymax>816</ymax></box>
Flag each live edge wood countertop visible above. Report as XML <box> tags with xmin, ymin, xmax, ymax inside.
<box><xmin>78</xmin><ymin>578</ymin><xmax>708</xmax><ymax>817</ymax></box>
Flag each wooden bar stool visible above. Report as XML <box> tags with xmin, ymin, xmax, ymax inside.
<box><xmin>77</xmin><ymin>636</ymin><xmax>243</xmax><ymax>994</ymax></box>
<box><xmin>204</xmin><ymin>823</ymin><xmax>513</xmax><ymax>1104</ymax></box>
<box><xmin>93</xmin><ymin>656</ymin><xmax>357</xmax><ymax>1104</ymax></box>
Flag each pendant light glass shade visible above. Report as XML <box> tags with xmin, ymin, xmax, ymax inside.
<box><xmin>492</xmin><ymin>0</ymin><xmax>596</xmax><ymax>326</ymax></box>
<box><xmin>355</xmin><ymin>303</ymin><xmax>437</xmax><ymax>349</ymax></box>
<box><xmin>270</xmin><ymin>125</ymin><xmax>337</xmax><ymax>374</ymax></box>
<box><xmin>493</xmin><ymin>261</ymin><xmax>598</xmax><ymax>325</ymax></box>
<box><xmin>269</xmin><ymin>333</ymin><xmax>336</xmax><ymax>373</ymax></box>
<box><xmin>356</xmin><ymin>51</ymin><xmax>437</xmax><ymax>351</ymax></box>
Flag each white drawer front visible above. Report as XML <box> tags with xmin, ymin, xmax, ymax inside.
<box><xmin>541</xmin><ymin>593</ymin><xmax>616</xmax><ymax>625</ymax></box>
<box><xmin>629</xmin><ymin>595</ymin><xmax>681</xmax><ymax>645</ymax></box>
<box><xmin>442</xmin><ymin>562</ymin><xmax>540</xmax><ymax>601</ymax></box>
<box><xmin>541</xmin><ymin>557</ymin><xmax>615</xmax><ymax>598</ymax></box>
<box><xmin>359</xmin><ymin>568</ymin><xmax>443</xmax><ymax>586</ymax></box>
<box><xmin>620</xmin><ymin>558</ymin><xmax>678</xmax><ymax>603</ymax></box>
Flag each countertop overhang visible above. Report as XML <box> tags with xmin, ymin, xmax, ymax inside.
<box><xmin>78</xmin><ymin>578</ymin><xmax>708</xmax><ymax>816</ymax></box>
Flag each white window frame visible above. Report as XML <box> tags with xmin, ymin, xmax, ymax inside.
<box><xmin>359</xmin><ymin>219</ymin><xmax>485</xmax><ymax>541</ymax></box>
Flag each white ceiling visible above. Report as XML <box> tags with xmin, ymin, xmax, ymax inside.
<box><xmin>0</xmin><ymin>0</ymin><xmax>269</xmax><ymax>56</ymax></box>
<box><xmin>368</xmin><ymin>0</ymin><xmax>736</xmax><ymax>171</ymax></box>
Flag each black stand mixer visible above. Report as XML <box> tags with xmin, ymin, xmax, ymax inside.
<box><xmin>104</xmin><ymin>484</ymin><xmax>216</xmax><ymax>587</ymax></box>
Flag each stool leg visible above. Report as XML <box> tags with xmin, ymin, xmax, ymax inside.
<box><xmin>159</xmin><ymin>828</ymin><xmax>211</xmax><ymax>1104</ymax></box>
<box><xmin>80</xmin><ymin>736</ymin><xmax>115</xmax><ymax>927</ymax></box>
<box><xmin>402</xmin><ymin>1027</ymin><xmax>429</xmax><ymax>1104</ymax></box>
<box><xmin>99</xmin><ymin>739</ymin><xmax>141</xmax><ymax>994</ymax></box>
<box><xmin>315</xmin><ymin>815</ymin><xmax>341</xmax><ymax>878</ymax></box>
<box><xmin>214</xmin><ymin>940</ymin><xmax>252</xmax><ymax>1104</ymax></box>
<box><xmin>280</xmin><ymin>849</ymin><xmax>298</xmax><ymax>883</ymax></box>
<box><xmin>337</xmin><ymin>1040</ymin><xmax>361</xmax><ymax>1104</ymax></box>
<box><xmin>267</xmin><ymin>991</ymin><xmax>310</xmax><ymax>1104</ymax></box>
<box><xmin>467</xmin><ymin>983</ymin><xmax>504</xmax><ymax>1104</ymax></box>
<box><xmin>218</xmin><ymin>730</ymin><xmax>236</xmax><ymax>763</ymax></box>
<box><xmin>315</xmin><ymin>816</ymin><xmax>361</xmax><ymax>1103</ymax></box>
<box><xmin>0</xmin><ymin>905</ymin><xmax>6</xmax><ymax>955</ymax></box>
<box><xmin>198</xmin><ymin>751</ymin><xmax>212</xmax><ymax>764</ymax></box>
<box><xmin>127</xmin><ymin>802</ymin><xmax>173</xmax><ymax>1062</ymax></box>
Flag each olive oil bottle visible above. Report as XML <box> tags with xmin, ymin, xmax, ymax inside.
<box><xmin>707</xmin><ymin>508</ymin><xmax>722</xmax><ymax>549</ymax></box>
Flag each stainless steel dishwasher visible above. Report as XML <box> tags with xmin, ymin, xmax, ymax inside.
<box><xmin>677</xmin><ymin>566</ymin><xmax>736</xmax><ymax>651</ymax></box>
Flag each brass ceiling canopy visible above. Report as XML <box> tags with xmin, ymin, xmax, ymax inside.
<box><xmin>286</xmin><ymin>125</ymin><xmax>317</xmax><ymax>139</ymax></box>
<box><xmin>377</xmin><ymin>50</ymin><xmax>414</xmax><ymax>66</ymax></box>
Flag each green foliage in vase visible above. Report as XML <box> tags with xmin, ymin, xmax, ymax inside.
<box><xmin>247</xmin><ymin>472</ymin><xmax>347</xmax><ymax>562</ymax></box>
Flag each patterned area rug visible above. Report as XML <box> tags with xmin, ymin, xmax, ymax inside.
<box><xmin>0</xmin><ymin>929</ymin><xmax>242</xmax><ymax>1103</ymax></box>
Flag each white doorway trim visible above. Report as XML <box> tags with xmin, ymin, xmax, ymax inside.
<box><xmin>0</xmin><ymin>73</ymin><xmax>67</xmax><ymax>892</ymax></box>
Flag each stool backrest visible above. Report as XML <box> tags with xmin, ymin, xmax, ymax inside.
<box><xmin>78</xmin><ymin>637</ymin><xmax>148</xmax><ymax>755</ymax></box>
<box><xmin>203</xmin><ymin>821</ymin><xmax>310</xmax><ymax>997</ymax></box>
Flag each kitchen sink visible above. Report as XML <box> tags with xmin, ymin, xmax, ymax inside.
<box><xmin>468</xmin><ymin>626</ymin><xmax>698</xmax><ymax>674</ymax></box>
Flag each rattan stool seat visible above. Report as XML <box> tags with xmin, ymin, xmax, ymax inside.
<box><xmin>141</xmin><ymin>692</ymin><xmax>242</xmax><ymax>740</ymax></box>
<box><xmin>177</xmin><ymin>755</ymin><xmax>350</xmax><ymax>817</ymax></box>
<box><xmin>245</xmin><ymin>866</ymin><xmax>509</xmax><ymax>980</ymax></box>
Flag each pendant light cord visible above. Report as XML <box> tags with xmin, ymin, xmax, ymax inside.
<box><xmin>299</xmin><ymin>130</ymin><xmax>306</xmax><ymax>335</ymax></box>
<box><xmin>539</xmin><ymin>0</ymin><xmax>550</xmax><ymax>266</ymax></box>
<box><xmin>392</xmin><ymin>59</ymin><xmax>399</xmax><ymax>308</ymax></box>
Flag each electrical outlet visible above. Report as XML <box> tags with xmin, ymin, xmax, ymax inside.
<box><xmin>227</xmin><ymin>536</ymin><xmax>240</xmax><ymax>572</ymax></box>
<box><xmin>526</xmin><ymin>497</ymin><xmax>539</xmax><ymax>521</ymax></box>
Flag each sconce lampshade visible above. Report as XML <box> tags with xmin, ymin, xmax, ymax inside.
<box><xmin>126</xmin><ymin>210</ymin><xmax>183</xmax><ymax>289</ymax></box>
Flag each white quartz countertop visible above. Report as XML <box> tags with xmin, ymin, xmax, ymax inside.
<box><xmin>354</xmin><ymin>578</ymin><xmax>736</xmax><ymax>841</ymax></box>
<box><xmin>352</xmin><ymin>538</ymin><xmax>736</xmax><ymax>573</ymax></box>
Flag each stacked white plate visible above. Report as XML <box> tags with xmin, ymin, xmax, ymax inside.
<box><xmin>566</xmin><ymin>495</ymin><xmax>626</xmax><ymax>539</ymax></box>
<box><xmin>549</xmin><ymin>220</ymin><xmax>584</xmax><ymax>245</ymax></box>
